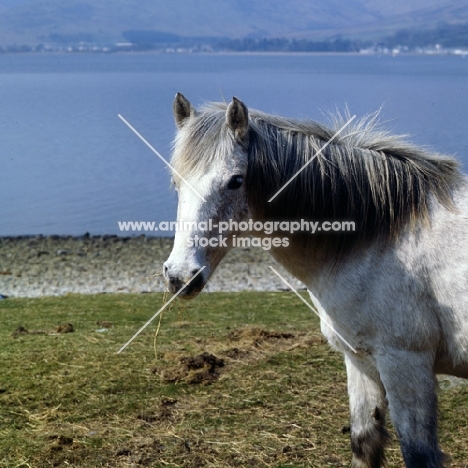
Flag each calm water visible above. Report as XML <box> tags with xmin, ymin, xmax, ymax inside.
<box><xmin>1</xmin><ymin>53</ymin><xmax>467</xmax><ymax>236</ymax></box>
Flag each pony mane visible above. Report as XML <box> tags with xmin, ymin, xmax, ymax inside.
<box><xmin>172</xmin><ymin>102</ymin><xmax>462</xmax><ymax>257</ymax></box>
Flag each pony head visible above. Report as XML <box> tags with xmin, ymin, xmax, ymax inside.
<box><xmin>163</xmin><ymin>93</ymin><xmax>251</xmax><ymax>298</ymax></box>
<box><xmin>163</xmin><ymin>93</ymin><xmax>460</xmax><ymax>299</ymax></box>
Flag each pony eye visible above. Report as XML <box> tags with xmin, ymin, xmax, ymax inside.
<box><xmin>227</xmin><ymin>175</ymin><xmax>244</xmax><ymax>190</ymax></box>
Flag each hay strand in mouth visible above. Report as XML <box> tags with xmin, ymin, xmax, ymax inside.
<box><xmin>153</xmin><ymin>289</ymin><xmax>171</xmax><ymax>360</ymax></box>
<box><xmin>117</xmin><ymin>268</ymin><xmax>205</xmax><ymax>354</ymax></box>
<box><xmin>141</xmin><ymin>270</ymin><xmax>171</xmax><ymax>359</ymax></box>
<box><xmin>142</xmin><ymin>271</ymin><xmax>162</xmax><ymax>285</ymax></box>
<box><xmin>153</xmin><ymin>288</ymin><xmax>188</xmax><ymax>360</ymax></box>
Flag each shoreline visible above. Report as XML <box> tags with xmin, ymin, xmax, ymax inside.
<box><xmin>2</xmin><ymin>50</ymin><xmax>467</xmax><ymax>57</ymax></box>
<box><xmin>0</xmin><ymin>235</ymin><xmax>304</xmax><ymax>298</ymax></box>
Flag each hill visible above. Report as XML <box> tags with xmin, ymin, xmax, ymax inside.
<box><xmin>0</xmin><ymin>0</ymin><xmax>467</xmax><ymax>47</ymax></box>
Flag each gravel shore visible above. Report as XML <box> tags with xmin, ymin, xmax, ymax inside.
<box><xmin>0</xmin><ymin>235</ymin><xmax>305</xmax><ymax>298</ymax></box>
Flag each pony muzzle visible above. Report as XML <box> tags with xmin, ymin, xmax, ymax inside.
<box><xmin>163</xmin><ymin>265</ymin><xmax>206</xmax><ymax>299</ymax></box>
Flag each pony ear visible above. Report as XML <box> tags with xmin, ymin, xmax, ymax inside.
<box><xmin>173</xmin><ymin>92</ymin><xmax>193</xmax><ymax>128</ymax></box>
<box><xmin>226</xmin><ymin>97</ymin><xmax>249</xmax><ymax>143</ymax></box>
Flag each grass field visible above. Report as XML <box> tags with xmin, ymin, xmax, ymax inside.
<box><xmin>1</xmin><ymin>292</ymin><xmax>468</xmax><ymax>467</ymax></box>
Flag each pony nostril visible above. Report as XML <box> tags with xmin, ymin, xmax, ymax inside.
<box><xmin>191</xmin><ymin>268</ymin><xmax>204</xmax><ymax>280</ymax></box>
<box><xmin>163</xmin><ymin>263</ymin><xmax>169</xmax><ymax>278</ymax></box>
<box><xmin>190</xmin><ymin>269</ymin><xmax>204</xmax><ymax>289</ymax></box>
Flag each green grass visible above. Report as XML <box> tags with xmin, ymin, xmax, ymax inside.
<box><xmin>1</xmin><ymin>292</ymin><xmax>468</xmax><ymax>467</ymax></box>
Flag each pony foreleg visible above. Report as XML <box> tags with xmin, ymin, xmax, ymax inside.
<box><xmin>345</xmin><ymin>353</ymin><xmax>390</xmax><ymax>468</ymax></box>
<box><xmin>377</xmin><ymin>350</ymin><xmax>447</xmax><ymax>468</ymax></box>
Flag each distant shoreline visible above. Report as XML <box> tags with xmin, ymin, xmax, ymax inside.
<box><xmin>1</xmin><ymin>50</ymin><xmax>467</xmax><ymax>58</ymax></box>
<box><xmin>0</xmin><ymin>234</ymin><xmax>173</xmax><ymax>240</ymax></box>
<box><xmin>0</xmin><ymin>235</ymin><xmax>303</xmax><ymax>298</ymax></box>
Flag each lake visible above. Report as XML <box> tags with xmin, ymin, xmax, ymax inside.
<box><xmin>1</xmin><ymin>53</ymin><xmax>467</xmax><ymax>236</ymax></box>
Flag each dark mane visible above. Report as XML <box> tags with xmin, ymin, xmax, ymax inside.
<box><xmin>247</xmin><ymin>110</ymin><xmax>461</xmax><ymax>252</ymax></box>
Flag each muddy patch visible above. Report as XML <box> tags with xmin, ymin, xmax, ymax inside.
<box><xmin>11</xmin><ymin>325</ymin><xmax>47</xmax><ymax>337</ymax></box>
<box><xmin>221</xmin><ymin>347</ymin><xmax>252</xmax><ymax>361</ymax></box>
<box><xmin>11</xmin><ymin>323</ymin><xmax>75</xmax><ymax>337</ymax></box>
<box><xmin>220</xmin><ymin>327</ymin><xmax>323</xmax><ymax>365</ymax></box>
<box><xmin>159</xmin><ymin>327</ymin><xmax>322</xmax><ymax>386</ymax></box>
<box><xmin>137</xmin><ymin>397</ymin><xmax>179</xmax><ymax>424</ymax></box>
<box><xmin>228</xmin><ymin>326</ymin><xmax>295</xmax><ymax>343</ymax></box>
<box><xmin>115</xmin><ymin>437</ymin><xmax>165</xmax><ymax>466</ymax></box>
<box><xmin>56</xmin><ymin>323</ymin><xmax>74</xmax><ymax>333</ymax></box>
<box><xmin>96</xmin><ymin>320</ymin><xmax>113</xmax><ymax>328</ymax></box>
<box><xmin>161</xmin><ymin>352</ymin><xmax>225</xmax><ymax>385</ymax></box>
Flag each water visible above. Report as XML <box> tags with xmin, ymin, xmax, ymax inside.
<box><xmin>1</xmin><ymin>53</ymin><xmax>467</xmax><ymax>236</ymax></box>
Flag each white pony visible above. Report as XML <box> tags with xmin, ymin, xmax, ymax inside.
<box><xmin>164</xmin><ymin>93</ymin><xmax>468</xmax><ymax>467</ymax></box>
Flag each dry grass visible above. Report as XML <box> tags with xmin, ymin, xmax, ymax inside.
<box><xmin>1</xmin><ymin>292</ymin><xmax>468</xmax><ymax>467</ymax></box>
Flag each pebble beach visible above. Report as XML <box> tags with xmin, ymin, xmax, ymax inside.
<box><xmin>0</xmin><ymin>235</ymin><xmax>305</xmax><ymax>298</ymax></box>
